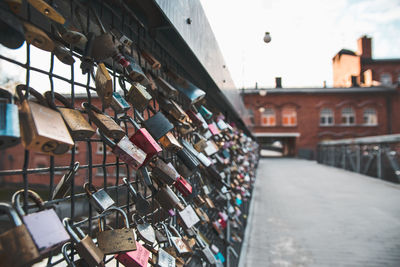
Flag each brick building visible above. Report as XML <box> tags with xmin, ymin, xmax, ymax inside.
<box><xmin>333</xmin><ymin>36</ymin><xmax>400</xmax><ymax>87</ymax></box>
<box><xmin>243</xmin><ymin>36</ymin><xmax>400</xmax><ymax>159</ymax></box>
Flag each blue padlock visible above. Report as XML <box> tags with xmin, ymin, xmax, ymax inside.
<box><xmin>0</xmin><ymin>88</ymin><xmax>20</xmax><ymax>150</ymax></box>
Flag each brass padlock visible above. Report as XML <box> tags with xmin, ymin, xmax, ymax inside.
<box><xmin>0</xmin><ymin>203</ymin><xmax>40</xmax><ymax>267</ymax></box>
<box><xmin>62</xmin><ymin>242</ymin><xmax>93</xmax><ymax>267</ymax></box>
<box><xmin>23</xmin><ymin>22</ymin><xmax>55</xmax><ymax>52</ymax></box>
<box><xmin>51</xmin><ymin>162</ymin><xmax>80</xmax><ymax>200</ymax></box>
<box><xmin>96</xmin><ymin>207</ymin><xmax>137</xmax><ymax>255</ymax></box>
<box><xmin>17</xmin><ymin>85</ymin><xmax>74</xmax><ymax>155</ymax></box>
<box><xmin>84</xmin><ymin>183</ymin><xmax>115</xmax><ymax>213</ymax></box>
<box><xmin>63</xmin><ymin>218</ymin><xmax>105</xmax><ymax>267</ymax></box>
<box><xmin>95</xmin><ymin>63</ymin><xmax>113</xmax><ymax>108</ymax></box>
<box><xmin>82</xmin><ymin>102</ymin><xmax>125</xmax><ymax>140</ymax></box>
<box><xmin>156</xmin><ymin>77</ymin><xmax>178</xmax><ymax>99</ymax></box>
<box><xmin>0</xmin><ymin>88</ymin><xmax>20</xmax><ymax>150</ymax></box>
<box><xmin>159</xmin><ymin>132</ymin><xmax>183</xmax><ymax>152</ymax></box>
<box><xmin>127</xmin><ymin>82</ymin><xmax>152</xmax><ymax>112</ymax></box>
<box><xmin>193</xmin><ymin>132</ymin><xmax>207</xmax><ymax>152</ymax></box>
<box><xmin>27</xmin><ymin>0</ymin><xmax>65</xmax><ymax>24</ymax></box>
<box><xmin>44</xmin><ymin>91</ymin><xmax>95</xmax><ymax>141</ymax></box>
<box><xmin>12</xmin><ymin>190</ymin><xmax>70</xmax><ymax>256</ymax></box>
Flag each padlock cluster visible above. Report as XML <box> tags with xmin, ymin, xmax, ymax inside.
<box><xmin>0</xmin><ymin>1</ymin><xmax>259</xmax><ymax>266</ymax></box>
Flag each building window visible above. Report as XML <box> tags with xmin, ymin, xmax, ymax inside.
<box><xmin>282</xmin><ymin>107</ymin><xmax>297</xmax><ymax>126</ymax></box>
<box><xmin>68</xmin><ymin>145</ymin><xmax>79</xmax><ymax>154</ymax></box>
<box><xmin>97</xmin><ymin>143</ymin><xmax>110</xmax><ymax>154</ymax></box>
<box><xmin>320</xmin><ymin>108</ymin><xmax>334</xmax><ymax>126</ymax></box>
<box><xmin>260</xmin><ymin>108</ymin><xmax>276</xmax><ymax>126</ymax></box>
<box><xmin>380</xmin><ymin>73</ymin><xmax>392</xmax><ymax>86</ymax></box>
<box><xmin>113</xmin><ymin>167</ymin><xmax>127</xmax><ymax>177</ymax></box>
<box><xmin>341</xmin><ymin>107</ymin><xmax>355</xmax><ymax>125</ymax></box>
<box><xmin>247</xmin><ymin>108</ymin><xmax>255</xmax><ymax>125</ymax></box>
<box><xmin>397</xmin><ymin>74</ymin><xmax>400</xmax><ymax>84</ymax></box>
<box><xmin>363</xmin><ymin>108</ymin><xmax>377</xmax><ymax>125</ymax></box>
<box><xmin>96</xmin><ymin>167</ymin><xmax>105</xmax><ymax>176</ymax></box>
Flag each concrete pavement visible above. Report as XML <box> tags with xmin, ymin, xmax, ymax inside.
<box><xmin>240</xmin><ymin>158</ymin><xmax>400</xmax><ymax>267</ymax></box>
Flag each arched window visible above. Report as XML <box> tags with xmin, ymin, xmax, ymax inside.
<box><xmin>282</xmin><ymin>107</ymin><xmax>297</xmax><ymax>126</ymax></box>
<box><xmin>380</xmin><ymin>73</ymin><xmax>392</xmax><ymax>86</ymax></box>
<box><xmin>260</xmin><ymin>108</ymin><xmax>276</xmax><ymax>126</ymax></box>
<box><xmin>363</xmin><ymin>108</ymin><xmax>377</xmax><ymax>125</ymax></box>
<box><xmin>341</xmin><ymin>107</ymin><xmax>355</xmax><ymax>125</ymax></box>
<box><xmin>320</xmin><ymin>108</ymin><xmax>334</xmax><ymax>126</ymax></box>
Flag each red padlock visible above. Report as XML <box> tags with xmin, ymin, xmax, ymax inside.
<box><xmin>173</xmin><ymin>176</ymin><xmax>192</xmax><ymax>197</ymax></box>
<box><xmin>115</xmin><ymin>240</ymin><xmax>150</xmax><ymax>267</ymax></box>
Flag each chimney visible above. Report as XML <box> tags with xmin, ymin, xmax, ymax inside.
<box><xmin>275</xmin><ymin>77</ymin><xmax>282</xmax><ymax>88</ymax></box>
<box><xmin>357</xmin><ymin>35</ymin><xmax>372</xmax><ymax>59</ymax></box>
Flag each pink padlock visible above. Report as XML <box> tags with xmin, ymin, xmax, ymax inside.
<box><xmin>115</xmin><ymin>241</ymin><xmax>150</xmax><ymax>267</ymax></box>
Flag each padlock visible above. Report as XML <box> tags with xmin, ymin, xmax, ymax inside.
<box><xmin>155</xmin><ymin>227</ymin><xmax>169</xmax><ymax>244</ymax></box>
<box><xmin>54</xmin><ymin>23</ymin><xmax>87</xmax><ymax>46</ymax></box>
<box><xmin>211</xmin><ymin>244</ymin><xmax>225</xmax><ymax>263</ymax></box>
<box><xmin>95</xmin><ymin>63</ymin><xmax>113</xmax><ymax>108</ymax></box>
<box><xmin>156</xmin><ymin>77</ymin><xmax>178</xmax><ymax>99</ymax></box>
<box><xmin>171</xmin><ymin>78</ymin><xmax>206</xmax><ymax>109</ymax></box>
<box><xmin>5</xmin><ymin>0</ymin><xmax>22</xmax><ymax>14</ymax></box>
<box><xmin>17</xmin><ymin>85</ymin><xmax>74</xmax><ymax>155</ymax></box>
<box><xmin>150</xmin><ymin>158</ymin><xmax>179</xmax><ymax>186</ymax></box>
<box><xmin>140</xmin><ymin>49</ymin><xmax>161</xmax><ymax>69</ymax></box>
<box><xmin>176</xmin><ymin>146</ymin><xmax>200</xmax><ymax>172</ymax></box>
<box><xmin>0</xmin><ymin>203</ymin><xmax>39</xmax><ymax>267</ymax></box>
<box><xmin>132</xmin><ymin>214</ymin><xmax>156</xmax><ymax>245</ymax></box>
<box><xmin>110</xmin><ymin>92</ymin><xmax>130</xmax><ymax>114</ymax></box>
<box><xmin>82</xmin><ymin>102</ymin><xmax>125</xmax><ymax>140</ymax></box>
<box><xmin>177</xmin><ymin>204</ymin><xmax>200</xmax><ymax>229</ymax></box>
<box><xmin>27</xmin><ymin>0</ymin><xmax>65</xmax><ymax>24</ymax></box>
<box><xmin>159</xmin><ymin>131</ymin><xmax>183</xmax><ymax>152</ymax></box>
<box><xmin>23</xmin><ymin>22</ymin><xmax>55</xmax><ymax>52</ymax></box>
<box><xmin>167</xmin><ymin>225</ymin><xmax>193</xmax><ymax>257</ymax></box>
<box><xmin>84</xmin><ymin>182</ymin><xmax>115</xmax><ymax>213</ymax></box>
<box><xmin>174</xmin><ymin>176</ymin><xmax>193</xmax><ymax>197</ymax></box>
<box><xmin>194</xmin><ymin>207</ymin><xmax>210</xmax><ymax>224</ymax></box>
<box><xmin>163</xmin><ymin>246</ymin><xmax>185</xmax><ymax>267</ymax></box>
<box><xmin>186</xmin><ymin>109</ymin><xmax>206</xmax><ymax>129</ymax></box>
<box><xmin>53</xmin><ymin>44</ymin><xmax>75</xmax><ymax>65</ymax></box>
<box><xmin>0</xmin><ymin>88</ymin><xmax>20</xmax><ymax>149</ymax></box>
<box><xmin>193</xmin><ymin>194</ymin><xmax>206</xmax><ymax>207</ymax></box>
<box><xmin>154</xmin><ymin>185</ymin><xmax>185</xmax><ymax>212</ymax></box>
<box><xmin>90</xmin><ymin>7</ymin><xmax>118</xmax><ymax>62</ymax></box>
<box><xmin>204</xmin><ymin>140</ymin><xmax>220</xmax><ymax>156</ymax></box>
<box><xmin>195</xmin><ymin>234</ymin><xmax>217</xmax><ymax>265</ymax></box>
<box><xmin>198</xmin><ymin>105</ymin><xmax>213</xmax><ymax>120</ymax></box>
<box><xmin>180</xmin><ymin>139</ymin><xmax>212</xmax><ymax>167</ymax></box>
<box><xmin>124</xmin><ymin>114</ymin><xmax>162</xmax><ymax>165</ymax></box>
<box><xmin>157</xmin><ymin>97</ymin><xmax>188</xmax><ymax>123</ymax></box>
<box><xmin>51</xmin><ymin>162</ymin><xmax>80</xmax><ymax>200</ymax></box>
<box><xmin>44</xmin><ymin>92</ymin><xmax>95</xmax><ymax>141</ymax></box>
<box><xmin>0</xmin><ymin>7</ymin><xmax>25</xmax><ymax>49</ymax></box>
<box><xmin>203</xmin><ymin>194</ymin><xmax>216</xmax><ymax>209</ymax></box>
<box><xmin>12</xmin><ymin>190</ymin><xmax>70</xmax><ymax>255</ymax></box>
<box><xmin>156</xmin><ymin>248</ymin><xmax>176</xmax><ymax>267</ymax></box>
<box><xmin>127</xmin><ymin>82</ymin><xmax>152</xmax><ymax>112</ymax></box>
<box><xmin>63</xmin><ymin>218</ymin><xmax>105</xmax><ymax>267</ymax></box>
<box><xmin>96</xmin><ymin>207</ymin><xmax>136</xmax><ymax>255</ymax></box>
<box><xmin>62</xmin><ymin>242</ymin><xmax>90</xmax><ymax>267</ymax></box>
<box><xmin>193</xmin><ymin>132</ymin><xmax>207</xmax><ymax>152</ymax></box>
<box><xmin>208</xmin><ymin>122</ymin><xmax>220</xmax><ymax>136</ymax></box>
<box><xmin>141</xmin><ymin>111</ymin><xmax>175</xmax><ymax>141</ymax></box>
<box><xmin>80</xmin><ymin>32</ymin><xmax>95</xmax><ymax>74</ymax></box>
<box><xmin>97</xmin><ymin>129</ymin><xmax>146</xmax><ymax>170</ymax></box>
<box><xmin>125</xmin><ymin>55</ymin><xmax>148</xmax><ymax>83</ymax></box>
<box><xmin>115</xmin><ymin>240</ymin><xmax>150</xmax><ymax>267</ymax></box>
<box><xmin>122</xmin><ymin>178</ymin><xmax>150</xmax><ymax>215</ymax></box>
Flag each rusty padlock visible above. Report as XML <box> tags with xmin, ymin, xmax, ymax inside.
<box><xmin>140</xmin><ymin>49</ymin><xmax>161</xmax><ymax>69</ymax></box>
<box><xmin>44</xmin><ymin>91</ymin><xmax>95</xmax><ymax>141</ymax></box>
<box><xmin>84</xmin><ymin>183</ymin><xmax>115</xmax><ymax>213</ymax></box>
<box><xmin>96</xmin><ymin>207</ymin><xmax>136</xmax><ymax>255</ymax></box>
<box><xmin>95</xmin><ymin>63</ymin><xmax>113</xmax><ymax>108</ymax></box>
<box><xmin>166</xmin><ymin>225</ymin><xmax>193</xmax><ymax>257</ymax></box>
<box><xmin>12</xmin><ymin>190</ymin><xmax>70</xmax><ymax>255</ymax></box>
<box><xmin>0</xmin><ymin>203</ymin><xmax>39</xmax><ymax>267</ymax></box>
<box><xmin>150</xmin><ymin>158</ymin><xmax>179</xmax><ymax>186</ymax></box>
<box><xmin>82</xmin><ymin>102</ymin><xmax>125</xmax><ymax>140</ymax></box>
<box><xmin>156</xmin><ymin>77</ymin><xmax>178</xmax><ymax>99</ymax></box>
<box><xmin>17</xmin><ymin>85</ymin><xmax>74</xmax><ymax>155</ymax></box>
<box><xmin>97</xmin><ymin>129</ymin><xmax>147</xmax><ymax>170</ymax></box>
<box><xmin>63</xmin><ymin>218</ymin><xmax>105</xmax><ymax>267</ymax></box>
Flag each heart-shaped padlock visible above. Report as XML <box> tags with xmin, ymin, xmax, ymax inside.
<box><xmin>132</xmin><ymin>215</ymin><xmax>156</xmax><ymax>245</ymax></box>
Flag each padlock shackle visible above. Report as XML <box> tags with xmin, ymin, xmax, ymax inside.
<box><xmin>98</xmin><ymin>207</ymin><xmax>130</xmax><ymax>232</ymax></box>
<box><xmin>83</xmin><ymin>182</ymin><xmax>98</xmax><ymax>197</ymax></box>
<box><xmin>127</xmin><ymin>116</ymin><xmax>141</xmax><ymax>131</ymax></box>
<box><xmin>61</xmin><ymin>242</ymin><xmax>77</xmax><ymax>266</ymax></box>
<box><xmin>122</xmin><ymin>177</ymin><xmax>138</xmax><ymax>200</ymax></box>
<box><xmin>44</xmin><ymin>91</ymin><xmax>74</xmax><ymax>109</ymax></box>
<box><xmin>0</xmin><ymin>203</ymin><xmax>23</xmax><ymax>227</ymax></box>
<box><xmin>63</xmin><ymin>217</ymin><xmax>84</xmax><ymax>243</ymax></box>
<box><xmin>96</xmin><ymin>128</ymin><xmax>116</xmax><ymax>148</ymax></box>
<box><xmin>12</xmin><ymin>189</ymin><xmax>45</xmax><ymax>216</ymax></box>
<box><xmin>168</xmin><ymin>225</ymin><xmax>182</xmax><ymax>239</ymax></box>
<box><xmin>81</xmin><ymin>102</ymin><xmax>104</xmax><ymax>116</ymax></box>
<box><xmin>0</xmin><ymin>88</ymin><xmax>13</xmax><ymax>103</ymax></box>
<box><xmin>16</xmin><ymin>84</ymin><xmax>48</xmax><ymax>106</ymax></box>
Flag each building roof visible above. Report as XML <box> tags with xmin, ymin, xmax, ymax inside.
<box><xmin>362</xmin><ymin>58</ymin><xmax>400</xmax><ymax>64</ymax></box>
<box><xmin>254</xmin><ymin>132</ymin><xmax>300</xmax><ymax>137</ymax></box>
<box><xmin>242</xmin><ymin>86</ymin><xmax>397</xmax><ymax>95</ymax></box>
<box><xmin>336</xmin><ymin>49</ymin><xmax>356</xmax><ymax>56</ymax></box>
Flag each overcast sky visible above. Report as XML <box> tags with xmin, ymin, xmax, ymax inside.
<box><xmin>199</xmin><ymin>0</ymin><xmax>400</xmax><ymax>88</ymax></box>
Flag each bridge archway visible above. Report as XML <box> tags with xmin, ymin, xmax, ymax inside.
<box><xmin>254</xmin><ymin>133</ymin><xmax>300</xmax><ymax>157</ymax></box>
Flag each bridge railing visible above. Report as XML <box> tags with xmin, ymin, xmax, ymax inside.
<box><xmin>317</xmin><ymin>134</ymin><xmax>400</xmax><ymax>183</ymax></box>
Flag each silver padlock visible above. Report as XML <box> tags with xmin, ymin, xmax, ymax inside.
<box><xmin>83</xmin><ymin>183</ymin><xmax>115</xmax><ymax>213</ymax></box>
